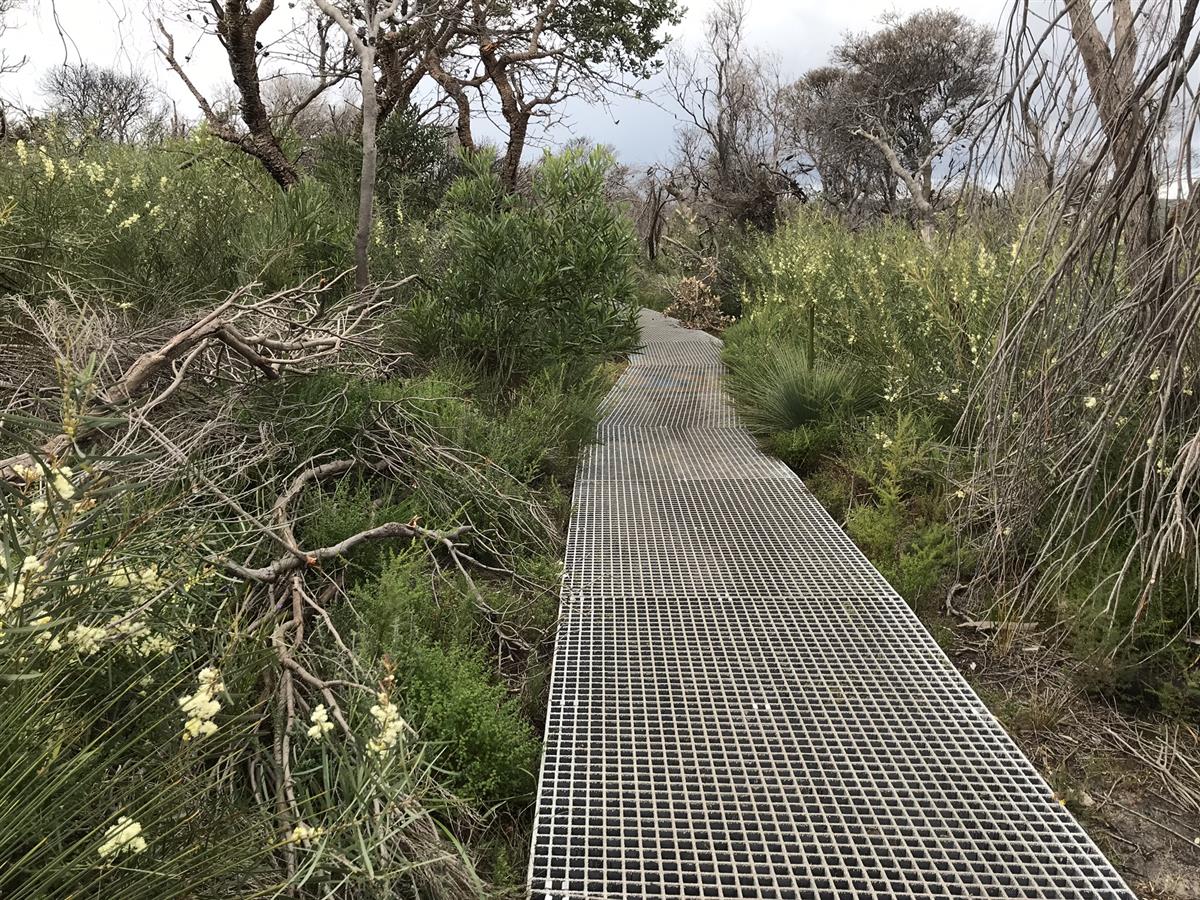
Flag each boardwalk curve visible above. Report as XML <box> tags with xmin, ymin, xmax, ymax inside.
<box><xmin>529</xmin><ymin>309</ymin><xmax>1134</xmax><ymax>899</ymax></box>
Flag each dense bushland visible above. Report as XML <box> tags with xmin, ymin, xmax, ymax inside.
<box><xmin>715</xmin><ymin>207</ymin><xmax>1200</xmax><ymax>716</ymax></box>
<box><xmin>0</xmin><ymin>127</ymin><xmax>636</xmax><ymax>897</ymax></box>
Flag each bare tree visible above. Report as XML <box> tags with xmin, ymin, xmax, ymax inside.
<box><xmin>818</xmin><ymin>10</ymin><xmax>998</xmax><ymax>238</ymax></box>
<box><xmin>965</xmin><ymin>0</ymin><xmax>1200</xmax><ymax>650</ymax></box>
<box><xmin>1063</xmin><ymin>0</ymin><xmax>1160</xmax><ymax>261</ymax></box>
<box><xmin>312</xmin><ymin>0</ymin><xmax>428</xmax><ymax>289</ymax></box>
<box><xmin>0</xmin><ymin>0</ymin><xmax>26</xmax><ymax>139</ymax></box>
<box><xmin>782</xmin><ymin>65</ymin><xmax>893</xmax><ymax>220</ymax></box>
<box><xmin>41</xmin><ymin>63</ymin><xmax>166</xmax><ymax>144</ymax></box>
<box><xmin>262</xmin><ymin>73</ymin><xmax>356</xmax><ymax>139</ymax></box>
<box><xmin>665</xmin><ymin>0</ymin><xmax>801</xmax><ymax>229</ymax></box>
<box><xmin>156</xmin><ymin>3</ymin><xmax>349</xmax><ymax>190</ymax></box>
<box><xmin>632</xmin><ymin>164</ymin><xmax>684</xmax><ymax>260</ymax></box>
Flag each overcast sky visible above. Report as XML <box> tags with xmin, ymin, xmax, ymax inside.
<box><xmin>6</xmin><ymin>0</ymin><xmax>1010</xmax><ymax>165</ymax></box>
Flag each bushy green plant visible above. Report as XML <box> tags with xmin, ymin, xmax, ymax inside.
<box><xmin>477</xmin><ymin>366</ymin><xmax>607</xmax><ymax>482</ymax></box>
<box><xmin>399</xmin><ymin>644</ymin><xmax>541</xmax><ymax>805</ymax></box>
<box><xmin>314</xmin><ymin>106</ymin><xmax>453</xmax><ymax>224</ymax></box>
<box><xmin>401</xmin><ymin>148</ymin><xmax>640</xmax><ymax>388</ymax></box>
<box><xmin>732</xmin><ymin>209</ymin><xmax>1016</xmax><ymax>416</ymax></box>
<box><xmin>355</xmin><ymin>550</ymin><xmax>477</xmax><ymax>655</ymax></box>
<box><xmin>895</xmin><ymin>522</ymin><xmax>957</xmax><ymax>603</ymax></box>
<box><xmin>762</xmin><ymin>424</ymin><xmax>842</xmax><ymax>474</ymax></box>
<box><xmin>725</xmin><ymin>343</ymin><xmax>877</xmax><ymax>436</ymax></box>
<box><xmin>0</xmin><ymin>130</ymin><xmax>352</xmax><ymax>307</ymax></box>
<box><xmin>354</xmin><ymin>554</ymin><xmax>540</xmax><ymax>807</ymax></box>
<box><xmin>839</xmin><ymin>413</ymin><xmax>962</xmax><ymax>607</ymax></box>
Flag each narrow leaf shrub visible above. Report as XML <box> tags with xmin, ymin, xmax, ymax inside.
<box><xmin>401</xmin><ymin>148</ymin><xmax>640</xmax><ymax>388</ymax></box>
<box><xmin>0</xmin><ymin>130</ymin><xmax>352</xmax><ymax>306</ymax></box>
<box><xmin>730</xmin><ymin>209</ymin><xmax>1013</xmax><ymax>415</ymax></box>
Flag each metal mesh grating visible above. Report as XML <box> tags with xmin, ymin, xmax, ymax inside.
<box><xmin>529</xmin><ymin>309</ymin><xmax>1134</xmax><ymax>899</ymax></box>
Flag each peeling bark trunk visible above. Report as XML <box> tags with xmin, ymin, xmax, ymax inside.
<box><xmin>158</xmin><ymin>4</ymin><xmax>300</xmax><ymax>191</ymax></box>
<box><xmin>501</xmin><ymin>112</ymin><xmax>530</xmax><ymax>189</ymax></box>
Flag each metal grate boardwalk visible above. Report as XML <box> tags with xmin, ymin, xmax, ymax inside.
<box><xmin>528</xmin><ymin>309</ymin><xmax>1134</xmax><ymax>899</ymax></box>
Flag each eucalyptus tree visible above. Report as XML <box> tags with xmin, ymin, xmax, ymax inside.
<box><xmin>424</xmin><ymin>0</ymin><xmax>683</xmax><ymax>188</ymax></box>
<box><xmin>787</xmin><ymin>10</ymin><xmax>997</xmax><ymax>236</ymax></box>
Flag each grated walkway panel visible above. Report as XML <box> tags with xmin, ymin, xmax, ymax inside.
<box><xmin>529</xmin><ymin>309</ymin><xmax>1135</xmax><ymax>899</ymax></box>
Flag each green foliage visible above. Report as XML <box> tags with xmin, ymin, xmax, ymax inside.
<box><xmin>547</xmin><ymin>1</ymin><xmax>684</xmax><ymax>77</ymax></box>
<box><xmin>0</xmin><ymin>647</ymin><xmax>277</xmax><ymax>899</ymax></box>
<box><xmin>355</xmin><ymin>553</ymin><xmax>540</xmax><ymax>807</ymax></box>
<box><xmin>0</xmin><ymin>468</ymin><xmax>280</xmax><ymax>897</ymax></box>
<box><xmin>835</xmin><ymin>413</ymin><xmax>960</xmax><ymax>608</ymax></box>
<box><xmin>0</xmin><ymin>130</ymin><xmax>353</xmax><ymax>306</ymax></box>
<box><xmin>635</xmin><ymin>268</ymin><xmax>676</xmax><ymax>312</ymax></box>
<box><xmin>402</xmin><ymin>148</ymin><xmax>640</xmax><ymax>388</ymax></box>
<box><xmin>895</xmin><ymin>522</ymin><xmax>957</xmax><ymax>602</ymax></box>
<box><xmin>732</xmin><ymin>209</ymin><xmax>1014</xmax><ymax>417</ymax></box>
<box><xmin>762</xmin><ymin>424</ymin><xmax>842</xmax><ymax>474</ymax></box>
<box><xmin>314</xmin><ymin>106</ymin><xmax>453</xmax><ymax>221</ymax></box>
<box><xmin>356</xmin><ymin>551</ymin><xmax>477</xmax><ymax>656</ymax></box>
<box><xmin>399</xmin><ymin>644</ymin><xmax>541</xmax><ymax>805</ymax></box>
<box><xmin>725</xmin><ymin>343</ymin><xmax>877</xmax><ymax>436</ymax></box>
<box><xmin>298</xmin><ymin>478</ymin><xmax>419</xmax><ymax>575</ymax></box>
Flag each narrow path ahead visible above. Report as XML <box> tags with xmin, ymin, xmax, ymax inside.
<box><xmin>529</xmin><ymin>310</ymin><xmax>1133</xmax><ymax>899</ymax></box>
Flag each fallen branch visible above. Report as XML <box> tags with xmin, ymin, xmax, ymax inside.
<box><xmin>0</xmin><ymin>272</ymin><xmax>387</xmax><ymax>479</ymax></box>
<box><xmin>215</xmin><ymin>522</ymin><xmax>474</xmax><ymax>583</ymax></box>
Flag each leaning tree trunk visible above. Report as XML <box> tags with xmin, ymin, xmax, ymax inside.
<box><xmin>1066</xmin><ymin>0</ymin><xmax>1158</xmax><ymax>264</ymax></box>
<box><xmin>501</xmin><ymin>113</ymin><xmax>530</xmax><ymax>190</ymax></box>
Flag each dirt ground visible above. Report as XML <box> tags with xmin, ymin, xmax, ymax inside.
<box><xmin>941</xmin><ymin>621</ymin><xmax>1200</xmax><ymax>899</ymax></box>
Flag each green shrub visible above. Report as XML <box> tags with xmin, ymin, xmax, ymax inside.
<box><xmin>402</xmin><ymin>148</ymin><xmax>640</xmax><ymax>388</ymax></box>
<box><xmin>479</xmin><ymin>366</ymin><xmax>606</xmax><ymax>482</ymax></box>
<box><xmin>732</xmin><ymin>209</ymin><xmax>1015</xmax><ymax>417</ymax></box>
<box><xmin>0</xmin><ymin>131</ymin><xmax>352</xmax><ymax>307</ymax></box>
<box><xmin>725</xmin><ymin>343</ymin><xmax>877</xmax><ymax>436</ymax></box>
<box><xmin>354</xmin><ymin>553</ymin><xmax>545</xmax><ymax>808</ymax></box>
<box><xmin>836</xmin><ymin>413</ymin><xmax>962</xmax><ymax>607</ymax></box>
<box><xmin>763</xmin><ymin>424</ymin><xmax>842</xmax><ymax>474</ymax></box>
<box><xmin>399</xmin><ymin>644</ymin><xmax>541</xmax><ymax>806</ymax></box>
<box><xmin>355</xmin><ymin>550</ymin><xmax>477</xmax><ymax>654</ymax></box>
<box><xmin>844</xmin><ymin>501</ymin><xmax>905</xmax><ymax>570</ymax></box>
<box><xmin>314</xmin><ymin>105</ymin><xmax>453</xmax><ymax>222</ymax></box>
<box><xmin>0</xmin><ymin>459</ymin><xmax>282</xmax><ymax>897</ymax></box>
<box><xmin>804</xmin><ymin>466</ymin><xmax>853</xmax><ymax>521</ymax></box>
<box><xmin>297</xmin><ymin>478</ymin><xmax>420</xmax><ymax>576</ymax></box>
<box><xmin>895</xmin><ymin>522</ymin><xmax>956</xmax><ymax>605</ymax></box>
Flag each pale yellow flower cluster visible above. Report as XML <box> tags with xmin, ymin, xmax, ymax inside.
<box><xmin>51</xmin><ymin>465</ymin><xmax>76</xmax><ymax>500</ymax></box>
<box><xmin>67</xmin><ymin>623</ymin><xmax>107</xmax><ymax>655</ymax></box>
<box><xmin>180</xmin><ymin>667</ymin><xmax>223</xmax><ymax>741</ymax></box>
<box><xmin>367</xmin><ymin>693</ymin><xmax>405</xmax><ymax>758</ymax></box>
<box><xmin>307</xmin><ymin>704</ymin><xmax>334</xmax><ymax>740</ymax></box>
<box><xmin>288</xmin><ymin>823</ymin><xmax>326</xmax><ymax>843</ymax></box>
<box><xmin>106</xmin><ymin>562</ymin><xmax>164</xmax><ymax>594</ymax></box>
<box><xmin>99</xmin><ymin>816</ymin><xmax>147</xmax><ymax>859</ymax></box>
